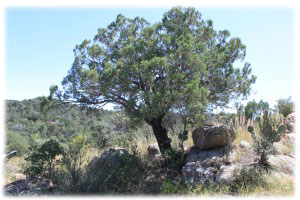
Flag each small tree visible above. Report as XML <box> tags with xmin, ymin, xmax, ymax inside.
<box><xmin>245</xmin><ymin>100</ymin><xmax>269</xmax><ymax>121</ymax></box>
<box><xmin>50</xmin><ymin>7</ymin><xmax>256</xmax><ymax>155</ymax></box>
<box><xmin>61</xmin><ymin>134</ymin><xmax>90</xmax><ymax>192</ymax></box>
<box><xmin>276</xmin><ymin>97</ymin><xmax>294</xmax><ymax>117</ymax></box>
<box><xmin>24</xmin><ymin>139</ymin><xmax>62</xmax><ymax>179</ymax></box>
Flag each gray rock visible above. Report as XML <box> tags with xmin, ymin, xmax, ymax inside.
<box><xmin>183</xmin><ymin>148</ymin><xmax>234</xmax><ymax>186</ymax></box>
<box><xmin>182</xmin><ymin>144</ymin><xmax>258</xmax><ymax>187</ymax></box>
<box><xmin>87</xmin><ymin>147</ymin><xmax>130</xmax><ymax>171</ymax></box>
<box><xmin>5</xmin><ymin>177</ymin><xmax>54</xmax><ymax>196</ymax></box>
<box><xmin>239</xmin><ymin>140</ymin><xmax>252</xmax><ymax>150</ymax></box>
<box><xmin>192</xmin><ymin>125</ymin><xmax>236</xmax><ymax>150</ymax></box>
<box><xmin>194</xmin><ymin>166</ymin><xmax>215</xmax><ymax>184</ymax></box>
<box><xmin>281</xmin><ymin>133</ymin><xmax>295</xmax><ymax>146</ymax></box>
<box><xmin>273</xmin><ymin>142</ymin><xmax>287</xmax><ymax>155</ymax></box>
<box><xmin>215</xmin><ymin>164</ymin><xmax>238</xmax><ymax>184</ymax></box>
<box><xmin>6</xmin><ymin>150</ymin><xmax>17</xmax><ymax>159</ymax></box>
<box><xmin>267</xmin><ymin>155</ymin><xmax>295</xmax><ymax>174</ymax></box>
<box><xmin>147</xmin><ymin>144</ymin><xmax>160</xmax><ymax>157</ymax></box>
<box><xmin>284</xmin><ymin>112</ymin><xmax>295</xmax><ymax>132</ymax></box>
<box><xmin>185</xmin><ymin>147</ymin><xmax>224</xmax><ymax>164</ymax></box>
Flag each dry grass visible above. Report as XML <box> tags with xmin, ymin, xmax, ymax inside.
<box><xmin>262</xmin><ymin>172</ymin><xmax>294</xmax><ymax>196</ymax></box>
<box><xmin>243</xmin><ymin>172</ymin><xmax>294</xmax><ymax>196</ymax></box>
<box><xmin>135</xmin><ymin>136</ymin><xmax>157</xmax><ymax>157</ymax></box>
<box><xmin>4</xmin><ymin>156</ymin><xmax>26</xmax><ymax>184</ymax></box>
<box><xmin>233</xmin><ymin>126</ymin><xmax>254</xmax><ymax>146</ymax></box>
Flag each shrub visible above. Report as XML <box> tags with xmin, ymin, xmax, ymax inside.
<box><xmin>6</xmin><ymin>130</ymin><xmax>29</xmax><ymax>156</ymax></box>
<box><xmin>164</xmin><ymin>149</ymin><xmax>185</xmax><ymax>171</ymax></box>
<box><xmin>276</xmin><ymin>97</ymin><xmax>294</xmax><ymax>117</ymax></box>
<box><xmin>229</xmin><ymin>166</ymin><xmax>265</xmax><ymax>195</ymax></box>
<box><xmin>164</xmin><ymin>130</ymin><xmax>189</xmax><ymax>171</ymax></box>
<box><xmin>57</xmin><ymin>134</ymin><xmax>90</xmax><ymax>192</ymax></box>
<box><xmin>83</xmin><ymin>147</ymin><xmax>143</xmax><ymax>194</ymax></box>
<box><xmin>24</xmin><ymin>139</ymin><xmax>62</xmax><ymax>179</ymax></box>
<box><xmin>161</xmin><ymin>179</ymin><xmax>189</xmax><ymax>195</ymax></box>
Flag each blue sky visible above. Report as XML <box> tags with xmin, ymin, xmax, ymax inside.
<box><xmin>5</xmin><ymin>7</ymin><xmax>294</xmax><ymax>109</ymax></box>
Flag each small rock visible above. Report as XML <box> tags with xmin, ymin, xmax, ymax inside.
<box><xmin>147</xmin><ymin>144</ymin><xmax>160</xmax><ymax>157</ymax></box>
<box><xmin>239</xmin><ymin>140</ymin><xmax>252</xmax><ymax>150</ymax></box>
<box><xmin>284</xmin><ymin>112</ymin><xmax>295</xmax><ymax>132</ymax></box>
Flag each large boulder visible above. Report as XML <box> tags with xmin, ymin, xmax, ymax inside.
<box><xmin>182</xmin><ymin>148</ymin><xmax>224</xmax><ymax>185</ymax></box>
<box><xmin>284</xmin><ymin>112</ymin><xmax>295</xmax><ymax>133</ymax></box>
<box><xmin>192</xmin><ymin>125</ymin><xmax>236</xmax><ymax>150</ymax></box>
<box><xmin>182</xmin><ymin>147</ymin><xmax>245</xmax><ymax>185</ymax></box>
<box><xmin>182</xmin><ymin>141</ymin><xmax>258</xmax><ymax>186</ymax></box>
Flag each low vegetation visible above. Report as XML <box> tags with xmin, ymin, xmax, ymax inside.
<box><xmin>4</xmin><ymin>96</ymin><xmax>294</xmax><ymax>196</ymax></box>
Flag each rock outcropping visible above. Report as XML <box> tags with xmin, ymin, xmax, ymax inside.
<box><xmin>5</xmin><ymin>177</ymin><xmax>54</xmax><ymax>196</ymax></box>
<box><xmin>182</xmin><ymin>146</ymin><xmax>246</xmax><ymax>185</ymax></box>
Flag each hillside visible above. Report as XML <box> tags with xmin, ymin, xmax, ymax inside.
<box><xmin>5</xmin><ymin>97</ymin><xmax>154</xmax><ymax>155</ymax></box>
<box><xmin>4</xmin><ymin>97</ymin><xmax>295</xmax><ymax>196</ymax></box>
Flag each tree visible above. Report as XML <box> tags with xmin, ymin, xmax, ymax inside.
<box><xmin>276</xmin><ymin>97</ymin><xmax>294</xmax><ymax>117</ymax></box>
<box><xmin>51</xmin><ymin>7</ymin><xmax>256</xmax><ymax>154</ymax></box>
<box><xmin>257</xmin><ymin>100</ymin><xmax>269</xmax><ymax>114</ymax></box>
<box><xmin>24</xmin><ymin>139</ymin><xmax>62</xmax><ymax>179</ymax></box>
<box><xmin>245</xmin><ymin>100</ymin><xmax>269</xmax><ymax>121</ymax></box>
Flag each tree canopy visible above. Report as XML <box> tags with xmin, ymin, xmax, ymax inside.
<box><xmin>244</xmin><ymin>100</ymin><xmax>269</xmax><ymax>120</ymax></box>
<box><xmin>276</xmin><ymin>97</ymin><xmax>294</xmax><ymax>117</ymax></box>
<box><xmin>52</xmin><ymin>7</ymin><xmax>256</xmax><ymax>153</ymax></box>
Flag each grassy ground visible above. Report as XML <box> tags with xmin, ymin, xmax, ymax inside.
<box><xmin>4</xmin><ymin>156</ymin><xmax>26</xmax><ymax>184</ymax></box>
<box><xmin>4</xmin><ymin>124</ymin><xmax>294</xmax><ymax>196</ymax></box>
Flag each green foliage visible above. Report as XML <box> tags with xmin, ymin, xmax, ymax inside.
<box><xmin>245</xmin><ymin>100</ymin><xmax>269</xmax><ymax>120</ymax></box>
<box><xmin>276</xmin><ymin>97</ymin><xmax>294</xmax><ymax>117</ymax></box>
<box><xmin>229</xmin><ymin>166</ymin><xmax>265</xmax><ymax>194</ymax></box>
<box><xmin>53</xmin><ymin>134</ymin><xmax>90</xmax><ymax>192</ymax></box>
<box><xmin>52</xmin><ymin>6</ymin><xmax>256</xmax><ymax>153</ymax></box>
<box><xmin>178</xmin><ymin>130</ymin><xmax>188</xmax><ymax>152</ymax></box>
<box><xmin>164</xmin><ymin>149</ymin><xmax>185</xmax><ymax>171</ymax></box>
<box><xmin>224</xmin><ymin>132</ymin><xmax>233</xmax><ymax>161</ymax></box>
<box><xmin>247</xmin><ymin>111</ymin><xmax>286</xmax><ymax>167</ymax></box>
<box><xmin>24</xmin><ymin>139</ymin><xmax>62</xmax><ymax>179</ymax></box>
<box><xmin>83</xmin><ymin>148</ymin><xmax>143</xmax><ymax>194</ymax></box>
<box><xmin>161</xmin><ymin>179</ymin><xmax>189</xmax><ymax>195</ymax></box>
<box><xmin>6</xmin><ymin>130</ymin><xmax>29</xmax><ymax>156</ymax></box>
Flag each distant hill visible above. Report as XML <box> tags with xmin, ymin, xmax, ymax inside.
<box><xmin>5</xmin><ymin>97</ymin><xmax>139</xmax><ymax>155</ymax></box>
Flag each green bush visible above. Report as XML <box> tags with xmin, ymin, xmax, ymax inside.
<box><xmin>276</xmin><ymin>97</ymin><xmax>294</xmax><ymax>117</ymax></box>
<box><xmin>229</xmin><ymin>166</ymin><xmax>265</xmax><ymax>194</ymax></box>
<box><xmin>161</xmin><ymin>179</ymin><xmax>189</xmax><ymax>195</ymax></box>
<box><xmin>24</xmin><ymin>139</ymin><xmax>62</xmax><ymax>179</ymax></box>
<box><xmin>6</xmin><ymin>130</ymin><xmax>29</xmax><ymax>156</ymax></box>
<box><xmin>83</xmin><ymin>147</ymin><xmax>143</xmax><ymax>194</ymax></box>
<box><xmin>164</xmin><ymin>149</ymin><xmax>185</xmax><ymax>171</ymax></box>
<box><xmin>56</xmin><ymin>134</ymin><xmax>90</xmax><ymax>193</ymax></box>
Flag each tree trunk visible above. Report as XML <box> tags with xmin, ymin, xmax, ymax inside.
<box><xmin>147</xmin><ymin>117</ymin><xmax>172</xmax><ymax>155</ymax></box>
